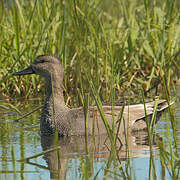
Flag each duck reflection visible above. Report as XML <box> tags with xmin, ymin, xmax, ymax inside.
<box><xmin>40</xmin><ymin>131</ymin><xmax>160</xmax><ymax>179</ymax></box>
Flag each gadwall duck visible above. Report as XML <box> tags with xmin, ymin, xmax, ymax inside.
<box><xmin>13</xmin><ymin>55</ymin><xmax>171</xmax><ymax>136</ymax></box>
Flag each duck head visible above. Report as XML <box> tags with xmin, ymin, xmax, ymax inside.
<box><xmin>13</xmin><ymin>55</ymin><xmax>64</xmax><ymax>83</ymax></box>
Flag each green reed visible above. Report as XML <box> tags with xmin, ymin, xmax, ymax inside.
<box><xmin>83</xmin><ymin>66</ymin><xmax>179</xmax><ymax>179</ymax></box>
<box><xmin>156</xmin><ymin>76</ymin><xmax>179</xmax><ymax>179</ymax></box>
<box><xmin>0</xmin><ymin>0</ymin><xmax>179</xmax><ymax>103</ymax></box>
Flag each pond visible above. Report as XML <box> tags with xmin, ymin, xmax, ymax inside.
<box><xmin>0</xmin><ymin>85</ymin><xmax>179</xmax><ymax>180</ymax></box>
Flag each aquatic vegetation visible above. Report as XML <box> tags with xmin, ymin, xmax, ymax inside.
<box><xmin>0</xmin><ymin>0</ymin><xmax>179</xmax><ymax>105</ymax></box>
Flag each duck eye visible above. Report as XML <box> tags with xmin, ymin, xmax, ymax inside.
<box><xmin>39</xmin><ymin>59</ymin><xmax>45</xmax><ymax>63</ymax></box>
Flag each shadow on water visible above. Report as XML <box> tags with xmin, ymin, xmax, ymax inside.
<box><xmin>0</xmin><ymin>84</ymin><xmax>179</xmax><ymax>179</ymax></box>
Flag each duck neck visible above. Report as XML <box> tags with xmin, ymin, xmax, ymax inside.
<box><xmin>44</xmin><ymin>75</ymin><xmax>66</xmax><ymax>107</ymax></box>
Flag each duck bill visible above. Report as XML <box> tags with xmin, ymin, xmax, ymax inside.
<box><xmin>13</xmin><ymin>66</ymin><xmax>34</xmax><ymax>76</ymax></box>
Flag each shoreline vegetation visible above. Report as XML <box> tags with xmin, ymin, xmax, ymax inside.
<box><xmin>0</xmin><ymin>0</ymin><xmax>179</xmax><ymax>106</ymax></box>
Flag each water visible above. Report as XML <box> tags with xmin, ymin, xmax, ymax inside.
<box><xmin>0</xmin><ymin>86</ymin><xmax>179</xmax><ymax>180</ymax></box>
